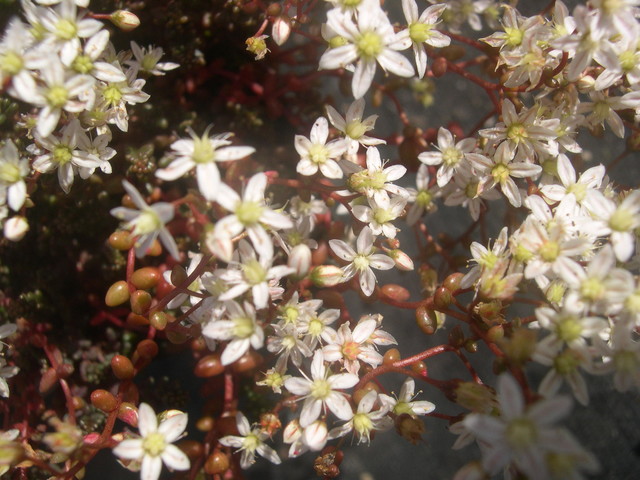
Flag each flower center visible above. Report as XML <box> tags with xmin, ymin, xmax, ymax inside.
<box><xmin>566</xmin><ymin>182</ymin><xmax>587</xmax><ymax>202</ymax></box>
<box><xmin>479</xmin><ymin>251</ymin><xmax>498</xmax><ymax>270</ymax></box>
<box><xmin>505</xmin><ymin>417</ymin><xmax>537</xmax><ymax>450</ymax></box>
<box><xmin>192</xmin><ymin>135</ymin><xmax>215</xmax><ymax>164</ymax></box>
<box><xmin>619</xmin><ymin>50</ymin><xmax>636</xmax><ymax>73</ymax></box>
<box><xmin>555</xmin><ymin>315</ymin><xmax>582</xmax><ymax>343</ymax></box>
<box><xmin>281</xmin><ymin>306</ymin><xmax>299</xmax><ymax>324</ymax></box>
<box><xmin>281</xmin><ymin>335</ymin><xmax>297</xmax><ymax>350</ymax></box>
<box><xmin>45</xmin><ymin>85</ymin><xmax>69</xmax><ymax>109</ymax></box>
<box><xmin>625</xmin><ymin>290</ymin><xmax>640</xmax><ymax>314</ymax></box>
<box><xmin>307</xmin><ymin>318</ymin><xmax>324</xmax><ymax>336</ymax></box>
<box><xmin>243</xmin><ymin>259</ymin><xmax>267</xmax><ymax>285</ymax></box>
<box><xmin>0</xmin><ymin>51</ymin><xmax>23</xmax><ymax>75</ymax></box>
<box><xmin>393</xmin><ymin>401</ymin><xmax>414</xmax><ymax>416</ymax></box>
<box><xmin>580</xmin><ymin>277</ymin><xmax>604</xmax><ymax>302</ymax></box>
<box><xmin>0</xmin><ymin>163</ymin><xmax>21</xmax><ymax>184</ymax></box>
<box><xmin>507</xmin><ymin>123</ymin><xmax>527</xmax><ymax>143</ymax></box>
<box><xmin>356</xmin><ymin>31</ymin><xmax>383</xmax><ymax>60</ymax></box>
<box><xmin>593</xmin><ymin>101</ymin><xmax>610</xmax><ymax>122</ymax></box>
<box><xmin>441</xmin><ymin>146</ymin><xmax>462</xmax><ymax>166</ymax></box>
<box><xmin>353</xmin><ymin>412</ymin><xmax>373</xmax><ymax>436</ymax></box>
<box><xmin>55</xmin><ymin>18</ymin><xmax>77</xmax><ymax>40</ymax></box>
<box><xmin>310</xmin><ymin>379</ymin><xmax>331</xmax><ymax>400</ymax></box>
<box><xmin>341</xmin><ymin>341</ymin><xmax>361</xmax><ymax>361</ymax></box>
<box><xmin>345</xmin><ymin>120</ymin><xmax>367</xmax><ymax>140</ymax></box>
<box><xmin>513</xmin><ymin>244</ymin><xmax>533</xmax><ymax>263</ymax></box>
<box><xmin>242</xmin><ymin>433</ymin><xmax>260</xmax><ymax>452</ymax></box>
<box><xmin>539</xmin><ymin>240</ymin><xmax>560</xmax><ymax>262</ymax></box>
<box><xmin>142</xmin><ymin>432</ymin><xmax>166</xmax><ymax>457</ymax></box>
<box><xmin>372</xmin><ymin>207</ymin><xmax>394</xmax><ymax>225</ymax></box>
<box><xmin>72</xmin><ymin>54</ymin><xmax>94</xmax><ymax>74</ymax></box>
<box><xmin>235</xmin><ymin>201</ymin><xmax>263</xmax><ymax>226</ymax></box>
<box><xmin>53</xmin><ymin>145</ymin><xmax>72</xmax><ymax>165</ymax></box>
<box><xmin>353</xmin><ymin>254</ymin><xmax>370</xmax><ymax>272</ymax></box>
<box><xmin>409</xmin><ymin>22</ymin><xmax>433</xmax><ymax>44</ymax></box>
<box><xmin>308</xmin><ymin>144</ymin><xmax>329</xmax><ymax>165</ymax></box>
<box><xmin>609</xmin><ymin>208</ymin><xmax>635</xmax><ymax>232</ymax></box>
<box><xmin>504</xmin><ymin>27</ymin><xmax>524</xmax><ymax>48</ymax></box>
<box><xmin>103</xmin><ymin>85</ymin><xmax>123</xmax><ymax>106</ymax></box>
<box><xmin>141</xmin><ymin>54</ymin><xmax>159</xmax><ymax>72</ymax></box>
<box><xmin>464</xmin><ymin>181</ymin><xmax>479</xmax><ymax>198</ymax></box>
<box><xmin>491</xmin><ymin>163</ymin><xmax>510</xmax><ymax>184</ymax></box>
<box><xmin>233</xmin><ymin>316</ymin><xmax>255</xmax><ymax>338</ymax></box>
<box><xmin>553</xmin><ymin>349</ymin><xmax>580</xmax><ymax>375</ymax></box>
<box><xmin>134</xmin><ymin>210</ymin><xmax>162</xmax><ymax>235</ymax></box>
<box><xmin>416</xmin><ymin>190</ymin><xmax>433</xmax><ymax>208</ymax></box>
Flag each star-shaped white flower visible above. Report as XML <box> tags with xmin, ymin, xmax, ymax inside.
<box><xmin>329</xmin><ymin>226</ymin><xmax>395</xmax><ymax>296</ymax></box>
<box><xmin>156</xmin><ymin>127</ymin><xmax>255</xmax><ymax>201</ymax></box>
<box><xmin>0</xmin><ymin>140</ymin><xmax>29</xmax><ymax>211</ymax></box>
<box><xmin>113</xmin><ymin>403</ymin><xmax>190</xmax><ymax>480</ymax></box>
<box><xmin>295</xmin><ymin>117</ymin><xmax>347</xmax><ymax>179</ymax></box>
<box><xmin>110</xmin><ymin>180</ymin><xmax>179</xmax><ymax>260</ymax></box>
<box><xmin>284</xmin><ymin>350</ymin><xmax>358</xmax><ymax>427</ymax></box>
<box><xmin>319</xmin><ymin>1</ymin><xmax>414</xmax><ymax>99</ymax></box>
<box><xmin>219</xmin><ymin>412</ymin><xmax>281</xmax><ymax>469</ymax></box>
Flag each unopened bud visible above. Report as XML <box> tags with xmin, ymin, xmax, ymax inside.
<box><xmin>289</xmin><ymin>244</ymin><xmax>312</xmax><ymax>277</ymax></box>
<box><xmin>111</xmin><ymin>355</ymin><xmax>135</xmax><ymax>380</ymax></box>
<box><xmin>272</xmin><ymin>16</ymin><xmax>292</xmax><ymax>46</ymax></box>
<box><xmin>304</xmin><ymin>420</ymin><xmax>328</xmax><ymax>451</ymax></box>
<box><xmin>194</xmin><ymin>354</ymin><xmax>224</xmax><ymax>377</ymax></box>
<box><xmin>310</xmin><ymin>265</ymin><xmax>344</xmax><ymax>287</ymax></box>
<box><xmin>3</xmin><ymin>216</ymin><xmax>28</xmax><ymax>241</ymax></box>
<box><xmin>387</xmin><ymin>249</ymin><xmax>414</xmax><ymax>271</ymax></box>
<box><xmin>381</xmin><ymin>284</ymin><xmax>410</xmax><ymax>302</ymax></box>
<box><xmin>205</xmin><ymin>450</ymin><xmax>230</xmax><ymax>475</ymax></box>
<box><xmin>110</xmin><ymin>10</ymin><xmax>140</xmax><ymax>31</ymax></box>
<box><xmin>91</xmin><ymin>389</ymin><xmax>118</xmax><ymax>412</ymax></box>
<box><xmin>130</xmin><ymin>289</ymin><xmax>152</xmax><ymax>315</ymax></box>
<box><xmin>105</xmin><ymin>281</ymin><xmax>130</xmax><ymax>307</ymax></box>
<box><xmin>130</xmin><ymin>267</ymin><xmax>161</xmax><ymax>290</ymax></box>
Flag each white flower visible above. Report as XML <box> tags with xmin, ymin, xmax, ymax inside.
<box><xmin>64</xmin><ymin>30</ymin><xmax>127</xmax><ymax>83</ymax></box>
<box><xmin>401</xmin><ymin>0</ymin><xmax>450</xmax><ymax>78</ymax></box>
<box><xmin>283</xmin><ymin>419</ymin><xmax>328</xmax><ymax>458</ymax></box>
<box><xmin>0</xmin><ymin>357</ymin><xmax>18</xmax><ymax>398</ymax></box>
<box><xmin>0</xmin><ymin>140</ymin><xmax>29</xmax><ymax>211</ymax></box>
<box><xmin>406</xmin><ymin>164</ymin><xmax>439</xmax><ymax>226</ymax></box>
<box><xmin>295</xmin><ymin>117</ymin><xmax>347</xmax><ymax>179</ymax></box>
<box><xmin>31</xmin><ymin>120</ymin><xmax>102</xmax><ymax>193</ymax></box>
<box><xmin>322</xmin><ymin>318</ymin><xmax>384</xmax><ymax>374</ymax></box>
<box><xmin>379</xmin><ymin>378</ymin><xmax>435</xmax><ymax>417</ymax></box>
<box><xmin>325</xmin><ymin>99</ymin><xmax>385</xmax><ymax>156</ymax></box>
<box><xmin>126</xmin><ymin>41</ymin><xmax>179</xmax><ymax>76</ymax></box>
<box><xmin>208</xmin><ymin>173</ymin><xmax>293</xmax><ymax>262</ymax></box>
<box><xmin>463</xmin><ymin>374</ymin><xmax>575</xmax><ymax>480</ymax></box>
<box><xmin>328</xmin><ymin>390</ymin><xmax>393</xmax><ymax>444</ymax></box>
<box><xmin>346</xmin><ymin>146</ymin><xmax>408</xmax><ymax>202</ymax></box>
<box><xmin>329</xmin><ymin>226</ymin><xmax>395</xmax><ymax>296</ymax></box>
<box><xmin>201</xmin><ymin>300</ymin><xmax>264</xmax><ymax>365</ymax></box>
<box><xmin>157</xmin><ymin>127</ymin><xmax>255</xmax><ymax>201</ymax></box>
<box><xmin>284</xmin><ymin>350</ymin><xmax>358</xmax><ymax>427</ymax></box>
<box><xmin>110</xmin><ymin>180</ymin><xmax>179</xmax><ymax>260</ymax></box>
<box><xmin>319</xmin><ymin>2</ymin><xmax>414</xmax><ymax>99</ymax></box>
<box><xmin>418</xmin><ymin>127</ymin><xmax>476</xmax><ymax>187</ymax></box>
<box><xmin>113</xmin><ymin>403</ymin><xmax>190</xmax><ymax>480</ymax></box>
<box><xmin>218</xmin><ymin>240</ymin><xmax>294</xmax><ymax>309</ymax></box>
<box><xmin>539</xmin><ymin>153</ymin><xmax>604</xmax><ymax>207</ymax></box>
<box><xmin>219</xmin><ymin>412</ymin><xmax>281</xmax><ymax>469</ymax></box>
<box><xmin>12</xmin><ymin>59</ymin><xmax>95</xmax><ymax>137</ymax></box>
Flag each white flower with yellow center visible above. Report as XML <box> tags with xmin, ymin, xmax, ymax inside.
<box><xmin>319</xmin><ymin>1</ymin><xmax>414</xmax><ymax>99</ymax></box>
<box><xmin>329</xmin><ymin>226</ymin><xmax>395</xmax><ymax>296</ymax></box>
<box><xmin>127</xmin><ymin>41</ymin><xmax>179</xmax><ymax>76</ymax></box>
<box><xmin>219</xmin><ymin>412</ymin><xmax>281</xmax><ymax>469</ymax></box>
<box><xmin>284</xmin><ymin>350</ymin><xmax>358</xmax><ymax>427</ymax></box>
<box><xmin>0</xmin><ymin>140</ymin><xmax>29</xmax><ymax>211</ymax></box>
<box><xmin>326</xmin><ymin>98</ymin><xmax>385</xmax><ymax>156</ymax></box>
<box><xmin>201</xmin><ymin>300</ymin><xmax>264</xmax><ymax>365</ymax></box>
<box><xmin>110</xmin><ymin>180</ymin><xmax>179</xmax><ymax>260</ymax></box>
<box><xmin>113</xmin><ymin>403</ymin><xmax>189</xmax><ymax>480</ymax></box>
<box><xmin>322</xmin><ymin>318</ymin><xmax>384</xmax><ymax>374</ymax></box>
<box><xmin>418</xmin><ymin>127</ymin><xmax>476</xmax><ymax>187</ymax></box>
<box><xmin>157</xmin><ymin>127</ymin><xmax>254</xmax><ymax>201</ymax></box>
<box><xmin>208</xmin><ymin>172</ymin><xmax>292</xmax><ymax>262</ymax></box>
<box><xmin>328</xmin><ymin>390</ymin><xmax>393</xmax><ymax>444</ymax></box>
<box><xmin>463</xmin><ymin>374</ymin><xmax>579</xmax><ymax>480</ymax></box>
<box><xmin>295</xmin><ymin>116</ymin><xmax>348</xmax><ymax>179</ymax></box>
<box><xmin>379</xmin><ymin>378</ymin><xmax>436</xmax><ymax>417</ymax></box>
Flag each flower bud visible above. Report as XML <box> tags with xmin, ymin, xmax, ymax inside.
<box><xmin>395</xmin><ymin>413</ymin><xmax>425</xmax><ymax>444</ymax></box>
<box><xmin>196</xmin><ymin>416</ymin><xmax>215</xmax><ymax>432</ymax></box>
<box><xmin>110</xmin><ymin>10</ymin><xmax>140</xmax><ymax>31</ymax></box>
<box><xmin>443</xmin><ymin>272</ymin><xmax>464</xmax><ymax>292</ymax></box>
<box><xmin>383</xmin><ymin>348</ymin><xmax>401</xmax><ymax>365</ymax></box>
<box><xmin>117</xmin><ymin>402</ymin><xmax>138</xmax><ymax>427</ymax></box>
<box><xmin>130</xmin><ymin>290</ymin><xmax>152</xmax><ymax>315</ymax></box>
<box><xmin>105</xmin><ymin>281</ymin><xmax>130</xmax><ymax>307</ymax></box>
<box><xmin>434</xmin><ymin>286</ymin><xmax>452</xmax><ymax>309</ymax></box>
<box><xmin>431</xmin><ymin>56</ymin><xmax>447</xmax><ymax>77</ymax></box>
<box><xmin>289</xmin><ymin>244</ymin><xmax>312</xmax><ymax>277</ymax></box>
<box><xmin>150</xmin><ymin>311</ymin><xmax>168</xmax><ymax>330</ymax></box>
<box><xmin>111</xmin><ymin>355</ymin><xmax>135</xmax><ymax>380</ymax></box>
<box><xmin>91</xmin><ymin>389</ymin><xmax>118</xmax><ymax>412</ymax></box>
<box><xmin>130</xmin><ymin>267</ymin><xmax>161</xmax><ymax>290</ymax></box>
<box><xmin>309</xmin><ymin>265</ymin><xmax>343</xmax><ymax>287</ymax></box>
<box><xmin>386</xmin><ymin>249</ymin><xmax>414</xmax><ymax>271</ymax></box>
<box><xmin>135</xmin><ymin>339</ymin><xmax>159</xmax><ymax>360</ymax></box>
<box><xmin>194</xmin><ymin>354</ymin><xmax>224</xmax><ymax>377</ymax></box>
<box><xmin>272</xmin><ymin>16</ymin><xmax>291</xmax><ymax>46</ymax></box>
<box><xmin>260</xmin><ymin>413</ymin><xmax>281</xmax><ymax>436</ymax></box>
<box><xmin>303</xmin><ymin>420</ymin><xmax>328</xmax><ymax>451</ymax></box>
<box><xmin>415</xmin><ymin>306</ymin><xmax>438</xmax><ymax>335</ymax></box>
<box><xmin>39</xmin><ymin>367</ymin><xmax>58</xmax><ymax>393</ymax></box>
<box><xmin>3</xmin><ymin>216</ymin><xmax>28</xmax><ymax>241</ymax></box>
<box><xmin>108</xmin><ymin>231</ymin><xmax>134</xmax><ymax>250</ymax></box>
<box><xmin>205</xmin><ymin>450</ymin><xmax>230</xmax><ymax>475</ymax></box>
<box><xmin>381</xmin><ymin>284</ymin><xmax>410</xmax><ymax>302</ymax></box>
